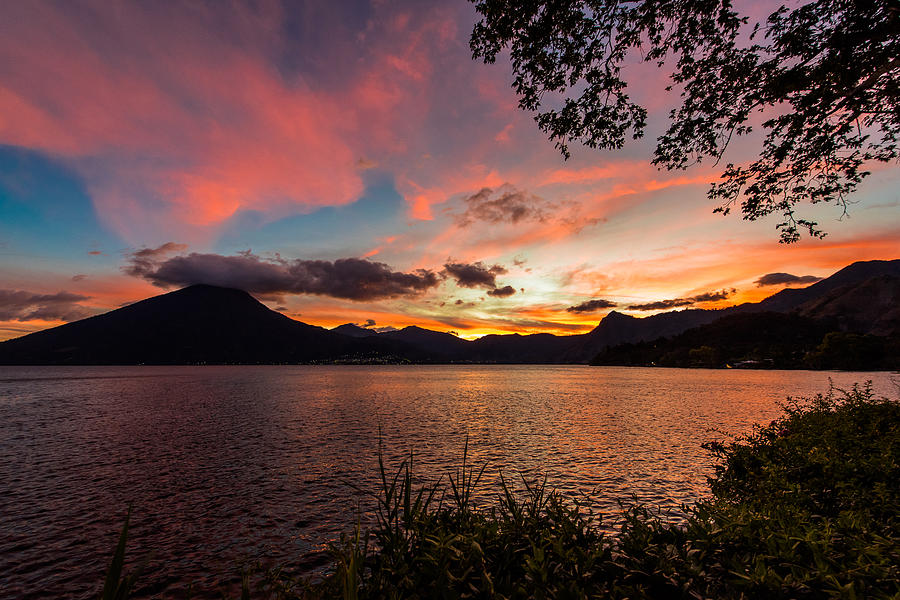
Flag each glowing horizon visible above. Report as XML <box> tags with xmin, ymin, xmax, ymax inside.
<box><xmin>1</xmin><ymin>1</ymin><xmax>898</xmax><ymax>342</ymax></box>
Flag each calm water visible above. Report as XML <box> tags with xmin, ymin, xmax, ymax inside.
<box><xmin>1</xmin><ymin>365</ymin><xmax>896</xmax><ymax>598</ymax></box>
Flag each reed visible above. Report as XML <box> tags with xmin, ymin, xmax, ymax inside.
<box><xmin>100</xmin><ymin>382</ymin><xmax>900</xmax><ymax>599</ymax></box>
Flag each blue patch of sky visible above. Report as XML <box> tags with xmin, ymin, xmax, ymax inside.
<box><xmin>214</xmin><ymin>170</ymin><xmax>407</xmax><ymax>258</ymax></box>
<box><xmin>0</xmin><ymin>145</ymin><xmax>123</xmax><ymax>268</ymax></box>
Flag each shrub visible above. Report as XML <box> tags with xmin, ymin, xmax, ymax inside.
<box><xmin>101</xmin><ymin>384</ymin><xmax>900</xmax><ymax>599</ymax></box>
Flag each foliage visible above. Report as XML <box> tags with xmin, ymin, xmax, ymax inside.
<box><xmin>99</xmin><ymin>385</ymin><xmax>900</xmax><ymax>598</ymax></box>
<box><xmin>804</xmin><ymin>331</ymin><xmax>896</xmax><ymax>370</ymax></box>
<box><xmin>591</xmin><ymin>311</ymin><xmax>844</xmax><ymax>369</ymax></box>
<box><xmin>689</xmin><ymin>383</ymin><xmax>900</xmax><ymax>598</ymax></box>
<box><xmin>302</xmin><ymin>442</ymin><xmax>614</xmax><ymax>599</ymax></box>
<box><xmin>98</xmin><ymin>505</ymin><xmax>143</xmax><ymax>600</ymax></box>
<box><xmin>469</xmin><ymin>0</ymin><xmax>900</xmax><ymax>242</ymax></box>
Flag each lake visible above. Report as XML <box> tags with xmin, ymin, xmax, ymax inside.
<box><xmin>1</xmin><ymin>365</ymin><xmax>896</xmax><ymax>598</ymax></box>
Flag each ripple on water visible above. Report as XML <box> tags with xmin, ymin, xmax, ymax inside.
<box><xmin>0</xmin><ymin>365</ymin><xmax>895</xmax><ymax>599</ymax></box>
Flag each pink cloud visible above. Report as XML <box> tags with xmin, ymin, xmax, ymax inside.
<box><xmin>0</xmin><ymin>2</ymin><xmax>468</xmax><ymax>242</ymax></box>
<box><xmin>494</xmin><ymin>123</ymin><xmax>514</xmax><ymax>143</ymax></box>
<box><xmin>539</xmin><ymin>164</ymin><xmax>626</xmax><ymax>186</ymax></box>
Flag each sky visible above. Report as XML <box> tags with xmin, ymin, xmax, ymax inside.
<box><xmin>1</xmin><ymin>0</ymin><xmax>898</xmax><ymax>341</ymax></box>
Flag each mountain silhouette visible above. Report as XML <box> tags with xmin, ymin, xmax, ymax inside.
<box><xmin>590</xmin><ymin>312</ymin><xmax>840</xmax><ymax>369</ymax></box>
<box><xmin>755</xmin><ymin>259</ymin><xmax>900</xmax><ymax>313</ymax></box>
<box><xmin>796</xmin><ymin>274</ymin><xmax>900</xmax><ymax>336</ymax></box>
<box><xmin>470</xmin><ymin>332</ymin><xmax>580</xmax><ymax>363</ymax></box>
<box><xmin>589</xmin><ymin>264</ymin><xmax>900</xmax><ymax>369</ymax></box>
<box><xmin>0</xmin><ymin>285</ymin><xmax>411</xmax><ymax>364</ymax></box>
<box><xmin>331</xmin><ymin>323</ymin><xmax>378</xmax><ymax>338</ymax></box>
<box><xmin>379</xmin><ymin>326</ymin><xmax>471</xmax><ymax>359</ymax></box>
<box><xmin>565</xmin><ymin>259</ymin><xmax>900</xmax><ymax>362</ymax></box>
<box><xmin>562</xmin><ymin>308</ymin><xmax>723</xmax><ymax>362</ymax></box>
<box><xmin>1</xmin><ymin>259</ymin><xmax>897</xmax><ymax>365</ymax></box>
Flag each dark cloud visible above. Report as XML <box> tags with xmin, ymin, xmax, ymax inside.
<box><xmin>755</xmin><ymin>272</ymin><xmax>823</xmax><ymax>287</ymax></box>
<box><xmin>124</xmin><ymin>242</ymin><xmax>189</xmax><ymax>278</ymax></box>
<box><xmin>453</xmin><ymin>185</ymin><xmax>603</xmax><ymax>237</ymax></box>
<box><xmin>566</xmin><ymin>298</ymin><xmax>618</xmax><ymax>313</ymax></box>
<box><xmin>443</xmin><ymin>262</ymin><xmax>517</xmax><ymax>298</ymax></box>
<box><xmin>558</xmin><ymin>214</ymin><xmax>606</xmax><ymax>234</ymax></box>
<box><xmin>373</xmin><ymin>325</ymin><xmax>398</xmax><ymax>333</ymax></box>
<box><xmin>487</xmin><ymin>285</ymin><xmax>516</xmax><ymax>298</ymax></box>
<box><xmin>442</xmin><ymin>262</ymin><xmax>507</xmax><ymax>289</ymax></box>
<box><xmin>690</xmin><ymin>289</ymin><xmax>736</xmax><ymax>303</ymax></box>
<box><xmin>455</xmin><ymin>186</ymin><xmax>550</xmax><ymax>227</ymax></box>
<box><xmin>346</xmin><ymin>318</ymin><xmax>377</xmax><ymax>328</ymax></box>
<box><xmin>130</xmin><ymin>242</ymin><xmax>190</xmax><ymax>260</ymax></box>
<box><xmin>71</xmin><ymin>274</ymin><xmax>88</xmax><ymax>282</ymax></box>
<box><xmin>627</xmin><ymin>289</ymin><xmax>736</xmax><ymax>311</ymax></box>
<box><xmin>126</xmin><ymin>249</ymin><xmax>440</xmax><ymax>301</ymax></box>
<box><xmin>0</xmin><ymin>290</ymin><xmax>92</xmax><ymax>322</ymax></box>
<box><xmin>627</xmin><ymin>298</ymin><xmax>693</xmax><ymax>311</ymax></box>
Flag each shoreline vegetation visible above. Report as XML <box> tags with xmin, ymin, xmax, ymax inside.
<box><xmin>101</xmin><ymin>383</ymin><xmax>899</xmax><ymax>599</ymax></box>
<box><xmin>590</xmin><ymin>314</ymin><xmax>900</xmax><ymax>371</ymax></box>
<box><xmin>3</xmin><ymin>260</ymin><xmax>899</xmax><ymax>368</ymax></box>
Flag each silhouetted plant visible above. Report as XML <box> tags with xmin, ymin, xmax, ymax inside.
<box><xmin>468</xmin><ymin>0</ymin><xmax>900</xmax><ymax>242</ymax></box>
<box><xmin>98</xmin><ymin>383</ymin><xmax>900</xmax><ymax>598</ymax></box>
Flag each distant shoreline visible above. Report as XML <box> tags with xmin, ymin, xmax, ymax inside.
<box><xmin>2</xmin><ymin>362</ymin><xmax>897</xmax><ymax>372</ymax></box>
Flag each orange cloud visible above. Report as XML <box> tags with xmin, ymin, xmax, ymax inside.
<box><xmin>560</xmin><ymin>231</ymin><xmax>900</xmax><ymax>312</ymax></box>
<box><xmin>401</xmin><ymin>168</ymin><xmax>505</xmax><ymax>222</ymax></box>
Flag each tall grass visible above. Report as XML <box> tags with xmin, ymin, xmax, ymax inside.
<box><xmin>99</xmin><ymin>505</ymin><xmax>144</xmax><ymax>600</ymax></box>
<box><xmin>101</xmin><ymin>383</ymin><xmax>900</xmax><ymax>599</ymax></box>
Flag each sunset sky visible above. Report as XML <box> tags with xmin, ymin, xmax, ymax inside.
<box><xmin>1</xmin><ymin>0</ymin><xmax>898</xmax><ymax>341</ymax></box>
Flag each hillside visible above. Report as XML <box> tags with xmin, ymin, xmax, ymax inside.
<box><xmin>590</xmin><ymin>274</ymin><xmax>900</xmax><ymax>370</ymax></box>
<box><xmin>0</xmin><ymin>285</ymin><xmax>411</xmax><ymax>365</ymax></box>
<box><xmin>797</xmin><ymin>275</ymin><xmax>900</xmax><ymax>336</ymax></box>
<box><xmin>2</xmin><ymin>259</ymin><xmax>898</xmax><ymax>366</ymax></box>
<box><xmin>590</xmin><ymin>312</ymin><xmax>838</xmax><ymax>368</ymax></box>
<box><xmin>756</xmin><ymin>259</ymin><xmax>900</xmax><ymax>313</ymax></box>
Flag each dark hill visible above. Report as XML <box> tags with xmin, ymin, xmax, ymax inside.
<box><xmin>3</xmin><ymin>259</ymin><xmax>898</xmax><ymax>366</ymax></box>
<box><xmin>562</xmin><ymin>308</ymin><xmax>724</xmax><ymax>362</ymax></box>
<box><xmin>380</xmin><ymin>326</ymin><xmax>471</xmax><ymax>359</ymax></box>
<box><xmin>0</xmin><ymin>285</ymin><xmax>409</xmax><ymax>364</ymax></box>
<box><xmin>590</xmin><ymin>312</ymin><xmax>838</xmax><ymax>369</ymax></box>
<box><xmin>332</xmin><ymin>323</ymin><xmax>378</xmax><ymax>338</ymax></box>
<box><xmin>755</xmin><ymin>259</ymin><xmax>900</xmax><ymax>312</ymax></box>
<box><xmin>469</xmin><ymin>332</ymin><xmax>575</xmax><ymax>363</ymax></box>
<box><xmin>589</xmin><ymin>272</ymin><xmax>900</xmax><ymax>370</ymax></box>
<box><xmin>570</xmin><ymin>258</ymin><xmax>900</xmax><ymax>362</ymax></box>
<box><xmin>797</xmin><ymin>275</ymin><xmax>900</xmax><ymax>337</ymax></box>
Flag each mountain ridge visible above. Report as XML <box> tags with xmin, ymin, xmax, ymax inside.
<box><xmin>0</xmin><ymin>284</ymin><xmax>415</xmax><ymax>364</ymax></box>
<box><xmin>2</xmin><ymin>259</ymin><xmax>898</xmax><ymax>365</ymax></box>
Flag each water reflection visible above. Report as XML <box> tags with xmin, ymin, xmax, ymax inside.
<box><xmin>0</xmin><ymin>365</ymin><xmax>895</xmax><ymax>599</ymax></box>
